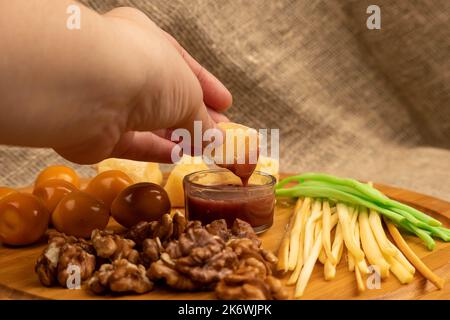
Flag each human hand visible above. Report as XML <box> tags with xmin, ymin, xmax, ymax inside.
<box><xmin>80</xmin><ymin>7</ymin><xmax>232</xmax><ymax>164</ymax></box>
<box><xmin>0</xmin><ymin>3</ymin><xmax>231</xmax><ymax>164</ymax></box>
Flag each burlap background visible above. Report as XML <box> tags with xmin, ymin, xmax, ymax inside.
<box><xmin>1</xmin><ymin>0</ymin><xmax>449</xmax><ymax>200</ymax></box>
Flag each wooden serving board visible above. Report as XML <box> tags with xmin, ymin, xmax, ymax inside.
<box><xmin>0</xmin><ymin>180</ymin><xmax>449</xmax><ymax>300</ymax></box>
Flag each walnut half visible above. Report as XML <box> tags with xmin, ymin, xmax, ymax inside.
<box><xmin>35</xmin><ymin>240</ymin><xmax>62</xmax><ymax>286</ymax></box>
<box><xmin>91</xmin><ymin>229</ymin><xmax>140</xmax><ymax>264</ymax></box>
<box><xmin>147</xmin><ymin>260</ymin><xmax>200</xmax><ymax>291</ymax></box>
<box><xmin>125</xmin><ymin>212</ymin><xmax>187</xmax><ymax>247</ymax></box>
<box><xmin>57</xmin><ymin>243</ymin><xmax>96</xmax><ymax>287</ymax></box>
<box><xmin>215</xmin><ymin>274</ymin><xmax>288</xmax><ymax>300</ymax></box>
<box><xmin>214</xmin><ymin>238</ymin><xmax>287</xmax><ymax>300</ymax></box>
<box><xmin>88</xmin><ymin>259</ymin><xmax>153</xmax><ymax>294</ymax></box>
<box><xmin>35</xmin><ymin>231</ymin><xmax>96</xmax><ymax>288</ymax></box>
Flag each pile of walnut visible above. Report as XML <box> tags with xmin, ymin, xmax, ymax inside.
<box><xmin>35</xmin><ymin>213</ymin><xmax>288</xmax><ymax>300</ymax></box>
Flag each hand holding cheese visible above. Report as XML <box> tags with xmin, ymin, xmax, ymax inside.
<box><xmin>0</xmin><ymin>2</ymin><xmax>232</xmax><ymax>164</ymax></box>
<box><xmin>213</xmin><ymin>122</ymin><xmax>260</xmax><ymax>185</ymax></box>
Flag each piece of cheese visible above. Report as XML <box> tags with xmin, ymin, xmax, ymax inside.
<box><xmin>96</xmin><ymin>158</ymin><xmax>163</xmax><ymax>185</ymax></box>
<box><xmin>164</xmin><ymin>155</ymin><xmax>209</xmax><ymax>207</ymax></box>
<box><xmin>255</xmin><ymin>155</ymin><xmax>280</xmax><ymax>181</ymax></box>
<box><xmin>213</xmin><ymin>122</ymin><xmax>259</xmax><ymax>167</ymax></box>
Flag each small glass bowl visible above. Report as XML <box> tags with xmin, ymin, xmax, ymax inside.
<box><xmin>183</xmin><ymin>169</ymin><xmax>276</xmax><ymax>233</ymax></box>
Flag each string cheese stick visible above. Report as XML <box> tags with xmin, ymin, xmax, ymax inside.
<box><xmin>287</xmin><ymin>199</ymin><xmax>312</xmax><ymax>283</ymax></box>
<box><xmin>289</xmin><ymin>199</ymin><xmax>321</xmax><ymax>283</ymax></box>
<box><xmin>369</xmin><ymin>209</ymin><xmax>397</xmax><ymax>257</ymax></box>
<box><xmin>295</xmin><ymin>222</ymin><xmax>323</xmax><ymax>298</ymax></box>
<box><xmin>288</xmin><ymin>199</ymin><xmax>322</xmax><ymax>284</ymax></box>
<box><xmin>324</xmin><ymin>260</ymin><xmax>336</xmax><ymax>281</ymax></box>
<box><xmin>322</xmin><ymin>201</ymin><xmax>336</xmax><ymax>264</ymax></box>
<box><xmin>348</xmin><ymin>207</ymin><xmax>369</xmax><ymax>274</ymax></box>
<box><xmin>315</xmin><ymin>220</ymin><xmax>327</xmax><ymax>264</ymax></box>
<box><xmin>347</xmin><ymin>207</ymin><xmax>358</xmax><ymax>271</ymax></box>
<box><xmin>304</xmin><ymin>199</ymin><xmax>322</xmax><ymax>259</ymax></box>
<box><xmin>336</xmin><ymin>235</ymin><xmax>344</xmax><ymax>263</ymax></box>
<box><xmin>350</xmin><ymin>206</ymin><xmax>357</xmax><ymax>224</ymax></box>
<box><xmin>359</xmin><ymin>207</ymin><xmax>390</xmax><ymax>278</ymax></box>
<box><xmin>348</xmin><ymin>252</ymin><xmax>355</xmax><ymax>271</ymax></box>
<box><xmin>288</xmin><ymin>197</ymin><xmax>312</xmax><ymax>270</ymax></box>
<box><xmin>386</xmin><ymin>238</ymin><xmax>415</xmax><ymax>274</ymax></box>
<box><xmin>385</xmin><ymin>254</ymin><xmax>414</xmax><ymax>284</ymax></box>
<box><xmin>318</xmin><ymin>249</ymin><xmax>327</xmax><ymax>264</ymax></box>
<box><xmin>287</xmin><ymin>228</ymin><xmax>306</xmax><ymax>284</ymax></box>
<box><xmin>314</xmin><ymin>218</ymin><xmax>320</xmax><ymax>239</ymax></box>
<box><xmin>326</xmin><ymin>213</ymin><xmax>339</xmax><ymax>269</ymax></box>
<box><xmin>385</xmin><ymin>219</ymin><xmax>444</xmax><ymax>289</ymax></box>
<box><xmin>350</xmin><ymin>209</ymin><xmax>369</xmax><ymax>290</ymax></box>
<box><xmin>324</xmin><ymin>223</ymin><xmax>344</xmax><ymax>280</ymax></box>
<box><xmin>354</xmin><ymin>219</ymin><xmax>369</xmax><ymax>274</ymax></box>
<box><xmin>373</xmin><ymin>205</ymin><xmax>413</xmax><ymax>284</ymax></box>
<box><xmin>330</xmin><ymin>213</ymin><xmax>338</xmax><ymax>229</ymax></box>
<box><xmin>337</xmin><ymin>203</ymin><xmax>364</xmax><ymax>261</ymax></box>
<box><xmin>286</xmin><ymin>199</ymin><xmax>304</xmax><ymax>267</ymax></box>
<box><xmin>355</xmin><ymin>264</ymin><xmax>366</xmax><ymax>292</ymax></box>
<box><xmin>277</xmin><ymin>198</ymin><xmax>302</xmax><ymax>271</ymax></box>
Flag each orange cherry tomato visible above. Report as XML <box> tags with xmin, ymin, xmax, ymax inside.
<box><xmin>0</xmin><ymin>192</ymin><xmax>50</xmax><ymax>246</ymax></box>
<box><xmin>84</xmin><ymin>170</ymin><xmax>133</xmax><ymax>209</ymax></box>
<box><xmin>33</xmin><ymin>179</ymin><xmax>77</xmax><ymax>213</ymax></box>
<box><xmin>0</xmin><ymin>187</ymin><xmax>17</xmax><ymax>200</ymax></box>
<box><xmin>35</xmin><ymin>165</ymin><xmax>80</xmax><ymax>189</ymax></box>
<box><xmin>52</xmin><ymin>191</ymin><xmax>110</xmax><ymax>238</ymax></box>
<box><xmin>111</xmin><ymin>182</ymin><xmax>171</xmax><ymax>228</ymax></box>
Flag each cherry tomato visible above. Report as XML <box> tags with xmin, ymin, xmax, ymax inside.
<box><xmin>35</xmin><ymin>165</ymin><xmax>80</xmax><ymax>188</ymax></box>
<box><xmin>52</xmin><ymin>191</ymin><xmax>110</xmax><ymax>238</ymax></box>
<box><xmin>84</xmin><ymin>170</ymin><xmax>133</xmax><ymax>209</ymax></box>
<box><xmin>0</xmin><ymin>192</ymin><xmax>50</xmax><ymax>246</ymax></box>
<box><xmin>111</xmin><ymin>183</ymin><xmax>171</xmax><ymax>228</ymax></box>
<box><xmin>33</xmin><ymin>179</ymin><xmax>77</xmax><ymax>213</ymax></box>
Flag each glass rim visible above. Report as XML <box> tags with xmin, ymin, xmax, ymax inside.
<box><xmin>183</xmin><ymin>168</ymin><xmax>276</xmax><ymax>191</ymax></box>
